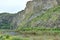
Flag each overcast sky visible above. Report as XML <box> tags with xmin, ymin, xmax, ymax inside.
<box><xmin>0</xmin><ymin>0</ymin><xmax>30</xmax><ymax>13</ymax></box>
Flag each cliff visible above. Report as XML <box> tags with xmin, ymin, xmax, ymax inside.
<box><xmin>0</xmin><ymin>0</ymin><xmax>60</xmax><ymax>29</ymax></box>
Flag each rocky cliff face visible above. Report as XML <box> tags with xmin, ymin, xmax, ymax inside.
<box><xmin>18</xmin><ymin>0</ymin><xmax>60</xmax><ymax>28</ymax></box>
<box><xmin>25</xmin><ymin>0</ymin><xmax>57</xmax><ymax>13</ymax></box>
<box><xmin>0</xmin><ymin>0</ymin><xmax>60</xmax><ymax>29</ymax></box>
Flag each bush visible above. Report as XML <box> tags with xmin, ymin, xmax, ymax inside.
<box><xmin>5</xmin><ymin>35</ymin><xmax>10</xmax><ymax>39</ymax></box>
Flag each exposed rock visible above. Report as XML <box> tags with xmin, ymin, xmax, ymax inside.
<box><xmin>0</xmin><ymin>0</ymin><xmax>60</xmax><ymax>29</ymax></box>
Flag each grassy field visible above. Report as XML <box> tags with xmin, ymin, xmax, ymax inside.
<box><xmin>0</xmin><ymin>31</ymin><xmax>60</xmax><ymax>40</ymax></box>
<box><xmin>0</xmin><ymin>28</ymin><xmax>60</xmax><ymax>40</ymax></box>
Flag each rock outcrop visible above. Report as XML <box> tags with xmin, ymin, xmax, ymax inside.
<box><xmin>0</xmin><ymin>0</ymin><xmax>60</xmax><ymax>29</ymax></box>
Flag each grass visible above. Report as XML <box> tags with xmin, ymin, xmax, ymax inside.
<box><xmin>0</xmin><ymin>35</ymin><xmax>30</xmax><ymax>40</ymax></box>
<box><xmin>0</xmin><ymin>30</ymin><xmax>60</xmax><ymax>40</ymax></box>
<box><xmin>0</xmin><ymin>27</ymin><xmax>60</xmax><ymax>40</ymax></box>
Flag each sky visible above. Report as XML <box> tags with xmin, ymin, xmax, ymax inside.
<box><xmin>0</xmin><ymin>0</ymin><xmax>30</xmax><ymax>13</ymax></box>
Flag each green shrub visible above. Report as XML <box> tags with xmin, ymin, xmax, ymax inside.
<box><xmin>5</xmin><ymin>35</ymin><xmax>10</xmax><ymax>39</ymax></box>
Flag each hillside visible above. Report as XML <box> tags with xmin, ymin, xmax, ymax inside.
<box><xmin>0</xmin><ymin>0</ymin><xmax>60</xmax><ymax>40</ymax></box>
<box><xmin>0</xmin><ymin>0</ymin><xmax>60</xmax><ymax>30</ymax></box>
<box><xmin>18</xmin><ymin>0</ymin><xmax>60</xmax><ymax>29</ymax></box>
